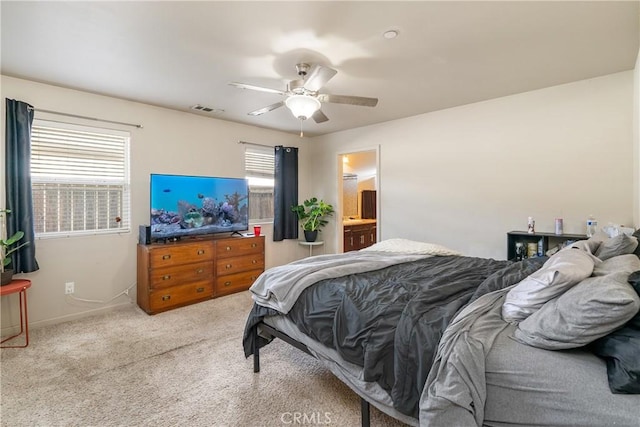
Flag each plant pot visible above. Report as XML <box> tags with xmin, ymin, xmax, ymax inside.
<box><xmin>304</xmin><ymin>230</ymin><xmax>318</xmax><ymax>243</ymax></box>
<box><xmin>1</xmin><ymin>269</ymin><xmax>14</xmax><ymax>286</ymax></box>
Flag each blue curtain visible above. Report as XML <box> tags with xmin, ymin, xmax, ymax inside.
<box><xmin>5</xmin><ymin>99</ymin><xmax>39</xmax><ymax>273</ymax></box>
<box><xmin>273</xmin><ymin>146</ymin><xmax>298</xmax><ymax>241</ymax></box>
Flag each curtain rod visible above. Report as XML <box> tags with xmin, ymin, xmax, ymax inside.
<box><xmin>31</xmin><ymin>108</ymin><xmax>143</xmax><ymax>129</ymax></box>
<box><xmin>238</xmin><ymin>140</ymin><xmax>273</xmax><ymax>149</ymax></box>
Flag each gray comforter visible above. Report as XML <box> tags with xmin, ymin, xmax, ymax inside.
<box><xmin>249</xmin><ymin>251</ymin><xmax>429</xmax><ymax>313</ymax></box>
<box><xmin>243</xmin><ymin>252</ymin><xmax>546</xmax><ymax>420</ymax></box>
<box><xmin>420</xmin><ymin>281</ymin><xmax>516</xmax><ymax>425</ymax></box>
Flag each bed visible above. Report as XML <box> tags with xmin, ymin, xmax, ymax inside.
<box><xmin>243</xmin><ymin>235</ymin><xmax>640</xmax><ymax>426</ymax></box>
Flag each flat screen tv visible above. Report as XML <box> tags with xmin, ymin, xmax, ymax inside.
<box><xmin>150</xmin><ymin>174</ymin><xmax>249</xmax><ymax>241</ymax></box>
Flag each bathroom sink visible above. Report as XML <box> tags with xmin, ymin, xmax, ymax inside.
<box><xmin>343</xmin><ymin>219</ymin><xmax>364</xmax><ymax>225</ymax></box>
<box><xmin>343</xmin><ymin>219</ymin><xmax>376</xmax><ymax>225</ymax></box>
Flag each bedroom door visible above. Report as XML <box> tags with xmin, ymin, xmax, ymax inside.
<box><xmin>338</xmin><ymin>148</ymin><xmax>379</xmax><ymax>253</ymax></box>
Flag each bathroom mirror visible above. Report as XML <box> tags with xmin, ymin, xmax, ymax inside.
<box><xmin>343</xmin><ymin>174</ymin><xmax>358</xmax><ymax>218</ymax></box>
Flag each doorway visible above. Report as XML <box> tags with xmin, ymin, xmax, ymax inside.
<box><xmin>337</xmin><ymin>148</ymin><xmax>379</xmax><ymax>253</ymax></box>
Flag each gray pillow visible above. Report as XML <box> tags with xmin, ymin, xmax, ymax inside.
<box><xmin>594</xmin><ymin>234</ymin><xmax>639</xmax><ymax>261</ymax></box>
<box><xmin>589</xmin><ymin>270</ymin><xmax>640</xmax><ymax>393</ymax></box>
<box><xmin>514</xmin><ymin>272</ymin><xmax>640</xmax><ymax>350</ymax></box>
<box><xmin>502</xmin><ymin>249</ymin><xmax>595</xmax><ymax>323</ymax></box>
<box><xmin>567</xmin><ymin>239</ymin><xmax>601</xmax><ymax>255</ymax></box>
<box><xmin>593</xmin><ymin>254</ymin><xmax>640</xmax><ymax>276</ymax></box>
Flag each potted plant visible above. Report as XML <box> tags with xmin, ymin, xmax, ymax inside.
<box><xmin>1</xmin><ymin>209</ymin><xmax>29</xmax><ymax>286</ymax></box>
<box><xmin>291</xmin><ymin>197</ymin><xmax>334</xmax><ymax>242</ymax></box>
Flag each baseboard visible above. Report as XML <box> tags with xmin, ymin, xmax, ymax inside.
<box><xmin>1</xmin><ymin>301</ymin><xmax>135</xmax><ymax>335</ymax></box>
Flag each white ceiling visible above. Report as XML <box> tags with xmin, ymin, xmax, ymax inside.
<box><xmin>1</xmin><ymin>1</ymin><xmax>638</xmax><ymax>137</ymax></box>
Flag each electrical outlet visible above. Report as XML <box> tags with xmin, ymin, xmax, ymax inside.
<box><xmin>65</xmin><ymin>282</ymin><xmax>75</xmax><ymax>294</ymax></box>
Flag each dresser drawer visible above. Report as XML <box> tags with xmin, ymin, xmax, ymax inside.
<box><xmin>215</xmin><ymin>269</ymin><xmax>262</xmax><ymax>297</ymax></box>
<box><xmin>216</xmin><ymin>237</ymin><xmax>264</xmax><ymax>259</ymax></box>
<box><xmin>148</xmin><ymin>282</ymin><xmax>213</xmax><ymax>313</ymax></box>
<box><xmin>149</xmin><ymin>261</ymin><xmax>213</xmax><ymax>289</ymax></box>
<box><xmin>216</xmin><ymin>254</ymin><xmax>264</xmax><ymax>277</ymax></box>
<box><xmin>148</xmin><ymin>241</ymin><xmax>214</xmax><ymax>269</ymax></box>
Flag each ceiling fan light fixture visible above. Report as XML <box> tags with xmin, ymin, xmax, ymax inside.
<box><xmin>285</xmin><ymin>94</ymin><xmax>321</xmax><ymax>120</ymax></box>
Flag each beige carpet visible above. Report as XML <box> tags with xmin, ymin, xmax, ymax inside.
<box><xmin>1</xmin><ymin>292</ymin><xmax>406</xmax><ymax>426</ymax></box>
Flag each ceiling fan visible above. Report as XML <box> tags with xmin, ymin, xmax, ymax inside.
<box><xmin>229</xmin><ymin>63</ymin><xmax>378</xmax><ymax>125</ymax></box>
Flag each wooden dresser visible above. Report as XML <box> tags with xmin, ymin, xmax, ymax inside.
<box><xmin>137</xmin><ymin>235</ymin><xmax>264</xmax><ymax>314</ymax></box>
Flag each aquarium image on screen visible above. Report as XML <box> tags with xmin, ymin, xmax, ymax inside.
<box><xmin>150</xmin><ymin>174</ymin><xmax>249</xmax><ymax>241</ymax></box>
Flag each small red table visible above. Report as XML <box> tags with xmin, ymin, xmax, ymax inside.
<box><xmin>0</xmin><ymin>279</ymin><xmax>31</xmax><ymax>348</ymax></box>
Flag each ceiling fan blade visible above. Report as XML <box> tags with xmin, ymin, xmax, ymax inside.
<box><xmin>229</xmin><ymin>82</ymin><xmax>286</xmax><ymax>96</ymax></box>
<box><xmin>247</xmin><ymin>101</ymin><xmax>284</xmax><ymax>116</ymax></box>
<box><xmin>303</xmin><ymin>65</ymin><xmax>337</xmax><ymax>92</ymax></box>
<box><xmin>318</xmin><ymin>94</ymin><xmax>378</xmax><ymax>107</ymax></box>
<box><xmin>312</xmin><ymin>109</ymin><xmax>329</xmax><ymax>123</ymax></box>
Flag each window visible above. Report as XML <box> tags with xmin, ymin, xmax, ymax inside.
<box><xmin>244</xmin><ymin>145</ymin><xmax>274</xmax><ymax>222</ymax></box>
<box><xmin>30</xmin><ymin>120</ymin><xmax>131</xmax><ymax>237</ymax></box>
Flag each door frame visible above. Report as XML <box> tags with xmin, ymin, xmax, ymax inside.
<box><xmin>336</xmin><ymin>146</ymin><xmax>380</xmax><ymax>253</ymax></box>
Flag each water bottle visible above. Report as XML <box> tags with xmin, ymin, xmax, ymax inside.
<box><xmin>586</xmin><ymin>215</ymin><xmax>598</xmax><ymax>237</ymax></box>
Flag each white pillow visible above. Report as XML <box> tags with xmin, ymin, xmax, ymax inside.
<box><xmin>361</xmin><ymin>238</ymin><xmax>461</xmax><ymax>256</ymax></box>
<box><xmin>502</xmin><ymin>249</ymin><xmax>595</xmax><ymax>323</ymax></box>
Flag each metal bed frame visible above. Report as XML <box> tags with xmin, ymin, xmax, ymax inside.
<box><xmin>253</xmin><ymin>321</ymin><xmax>372</xmax><ymax>427</ymax></box>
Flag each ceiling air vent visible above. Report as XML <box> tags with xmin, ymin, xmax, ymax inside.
<box><xmin>190</xmin><ymin>104</ymin><xmax>224</xmax><ymax>114</ymax></box>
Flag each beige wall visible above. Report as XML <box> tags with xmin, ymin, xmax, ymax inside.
<box><xmin>1</xmin><ymin>75</ymin><xmax>311</xmax><ymax>330</ymax></box>
<box><xmin>309</xmin><ymin>71</ymin><xmax>636</xmax><ymax>259</ymax></box>
<box><xmin>634</xmin><ymin>47</ymin><xmax>640</xmax><ymax>229</ymax></box>
<box><xmin>2</xmin><ymin>68</ymin><xmax>637</xmax><ymax>331</ymax></box>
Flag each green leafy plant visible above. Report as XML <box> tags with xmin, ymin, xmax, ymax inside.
<box><xmin>291</xmin><ymin>198</ymin><xmax>335</xmax><ymax>232</ymax></box>
<box><xmin>1</xmin><ymin>209</ymin><xmax>29</xmax><ymax>273</ymax></box>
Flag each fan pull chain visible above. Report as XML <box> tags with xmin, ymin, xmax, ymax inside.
<box><xmin>300</xmin><ymin>120</ymin><xmax>304</xmax><ymax>138</ymax></box>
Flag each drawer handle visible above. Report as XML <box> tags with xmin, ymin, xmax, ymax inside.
<box><xmin>225</xmin><ymin>264</ymin><xmax>232</xmax><ymax>269</ymax></box>
<box><xmin>225</xmin><ymin>246</ymin><xmax>231</xmax><ymax>251</ymax></box>
<box><xmin>162</xmin><ymin>295</ymin><xmax>171</xmax><ymax>301</ymax></box>
<box><xmin>224</xmin><ymin>281</ymin><xmax>232</xmax><ymax>287</ymax></box>
<box><xmin>251</xmin><ymin>243</ymin><xmax>257</xmax><ymax>248</ymax></box>
<box><xmin>196</xmin><ymin>268</ymin><xmax>204</xmax><ymax>274</ymax></box>
<box><xmin>162</xmin><ymin>254</ymin><xmax>171</xmax><ymax>260</ymax></box>
<box><xmin>197</xmin><ymin>249</ymin><xmax>205</xmax><ymax>255</ymax></box>
<box><xmin>162</xmin><ymin>275</ymin><xmax>171</xmax><ymax>281</ymax></box>
<box><xmin>252</xmin><ymin>259</ymin><xmax>257</xmax><ymax>264</ymax></box>
<box><xmin>196</xmin><ymin>287</ymin><xmax>205</xmax><ymax>293</ymax></box>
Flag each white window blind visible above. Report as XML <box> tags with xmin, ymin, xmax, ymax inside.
<box><xmin>244</xmin><ymin>145</ymin><xmax>274</xmax><ymax>221</ymax></box>
<box><xmin>31</xmin><ymin>120</ymin><xmax>131</xmax><ymax>237</ymax></box>
<box><xmin>245</xmin><ymin>145</ymin><xmax>274</xmax><ymax>180</ymax></box>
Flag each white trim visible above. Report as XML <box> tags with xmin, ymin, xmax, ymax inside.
<box><xmin>0</xmin><ymin>301</ymin><xmax>134</xmax><ymax>334</ymax></box>
<box><xmin>335</xmin><ymin>145</ymin><xmax>381</xmax><ymax>252</ymax></box>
